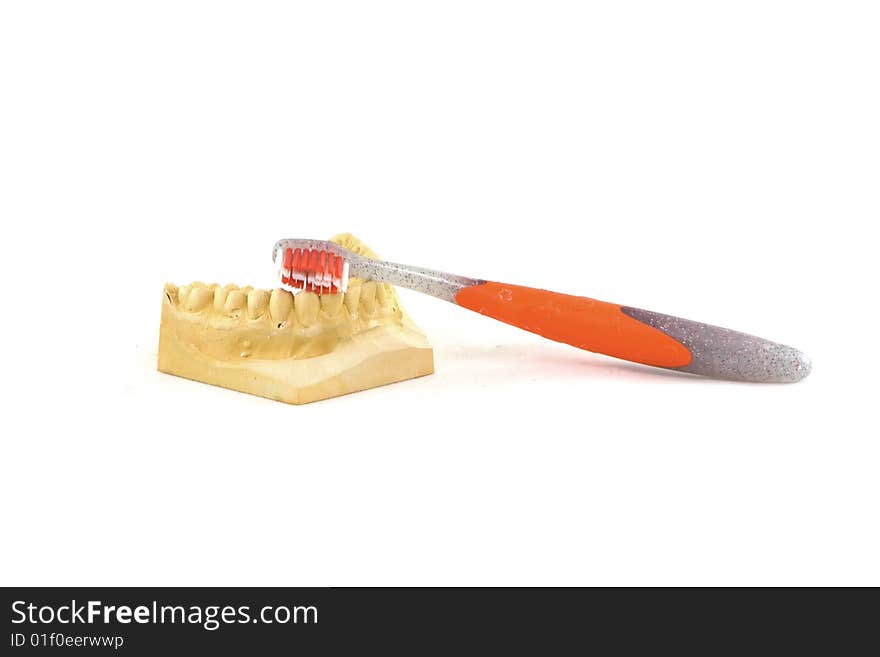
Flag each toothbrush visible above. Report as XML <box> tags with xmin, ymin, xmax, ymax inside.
<box><xmin>271</xmin><ymin>239</ymin><xmax>811</xmax><ymax>383</ymax></box>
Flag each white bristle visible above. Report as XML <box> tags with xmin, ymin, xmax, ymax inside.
<box><xmin>341</xmin><ymin>261</ymin><xmax>349</xmax><ymax>293</ymax></box>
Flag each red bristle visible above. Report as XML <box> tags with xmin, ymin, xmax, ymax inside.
<box><xmin>279</xmin><ymin>247</ymin><xmax>345</xmax><ymax>292</ymax></box>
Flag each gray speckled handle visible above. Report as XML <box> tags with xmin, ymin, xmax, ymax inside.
<box><xmin>349</xmin><ymin>256</ymin><xmax>481</xmax><ymax>302</ymax></box>
<box><xmin>351</xmin><ymin>253</ymin><xmax>812</xmax><ymax>383</ymax></box>
<box><xmin>621</xmin><ymin>307</ymin><xmax>811</xmax><ymax>383</ymax></box>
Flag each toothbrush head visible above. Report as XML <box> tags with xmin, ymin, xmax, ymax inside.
<box><xmin>271</xmin><ymin>238</ymin><xmax>353</xmax><ymax>294</ymax></box>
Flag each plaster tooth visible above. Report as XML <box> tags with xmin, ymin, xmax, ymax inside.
<box><xmin>164</xmin><ymin>283</ymin><xmax>179</xmax><ymax>306</ymax></box>
<box><xmin>240</xmin><ymin>286</ymin><xmax>253</xmax><ymax>296</ymax></box>
<box><xmin>344</xmin><ymin>282</ymin><xmax>362</xmax><ymax>316</ymax></box>
<box><xmin>319</xmin><ymin>292</ymin><xmax>344</xmax><ymax>318</ymax></box>
<box><xmin>247</xmin><ymin>289</ymin><xmax>270</xmax><ymax>320</ymax></box>
<box><xmin>214</xmin><ymin>284</ymin><xmax>237</xmax><ymax>312</ymax></box>
<box><xmin>360</xmin><ymin>281</ymin><xmax>378</xmax><ymax>316</ymax></box>
<box><xmin>295</xmin><ymin>291</ymin><xmax>320</xmax><ymax>326</ymax></box>
<box><xmin>177</xmin><ymin>285</ymin><xmax>192</xmax><ymax>310</ymax></box>
<box><xmin>269</xmin><ymin>289</ymin><xmax>294</xmax><ymax>325</ymax></box>
<box><xmin>376</xmin><ymin>283</ymin><xmax>392</xmax><ymax>308</ymax></box>
<box><xmin>185</xmin><ymin>285</ymin><xmax>213</xmax><ymax>312</ymax></box>
<box><xmin>224</xmin><ymin>290</ymin><xmax>247</xmax><ymax>317</ymax></box>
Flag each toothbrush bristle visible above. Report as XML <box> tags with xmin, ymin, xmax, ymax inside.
<box><xmin>278</xmin><ymin>247</ymin><xmax>348</xmax><ymax>294</ymax></box>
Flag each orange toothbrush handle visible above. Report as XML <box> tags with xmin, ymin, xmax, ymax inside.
<box><xmin>454</xmin><ymin>281</ymin><xmax>811</xmax><ymax>382</ymax></box>
<box><xmin>454</xmin><ymin>282</ymin><xmax>693</xmax><ymax>368</ymax></box>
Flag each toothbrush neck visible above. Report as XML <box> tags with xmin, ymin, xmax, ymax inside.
<box><xmin>350</xmin><ymin>259</ymin><xmax>481</xmax><ymax>303</ymax></box>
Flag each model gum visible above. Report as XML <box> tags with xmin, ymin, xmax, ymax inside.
<box><xmin>158</xmin><ymin>234</ymin><xmax>434</xmax><ymax>404</ymax></box>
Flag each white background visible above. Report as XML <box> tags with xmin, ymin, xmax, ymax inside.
<box><xmin>1</xmin><ymin>1</ymin><xmax>877</xmax><ymax>586</ymax></box>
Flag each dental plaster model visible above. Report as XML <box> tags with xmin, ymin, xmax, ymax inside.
<box><xmin>158</xmin><ymin>234</ymin><xmax>434</xmax><ymax>404</ymax></box>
